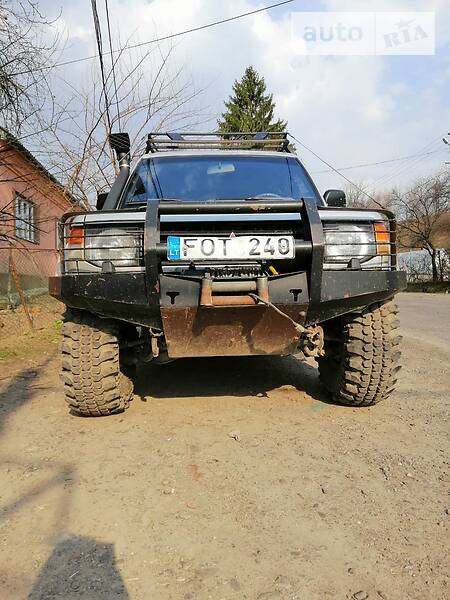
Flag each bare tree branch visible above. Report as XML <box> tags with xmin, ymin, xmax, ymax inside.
<box><xmin>0</xmin><ymin>0</ymin><xmax>60</xmax><ymax>134</ymax></box>
<box><xmin>392</xmin><ymin>170</ymin><xmax>450</xmax><ymax>282</ymax></box>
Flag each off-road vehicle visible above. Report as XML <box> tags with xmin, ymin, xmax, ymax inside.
<box><xmin>50</xmin><ymin>132</ymin><xmax>406</xmax><ymax>417</ymax></box>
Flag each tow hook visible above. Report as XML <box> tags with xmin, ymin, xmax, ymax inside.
<box><xmin>300</xmin><ymin>325</ymin><xmax>325</xmax><ymax>358</ymax></box>
<box><xmin>149</xmin><ymin>328</ymin><xmax>174</xmax><ymax>364</ymax></box>
<box><xmin>133</xmin><ymin>328</ymin><xmax>163</xmax><ymax>363</ymax></box>
<box><xmin>149</xmin><ymin>328</ymin><xmax>164</xmax><ymax>359</ymax></box>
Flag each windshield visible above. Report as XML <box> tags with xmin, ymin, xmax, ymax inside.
<box><xmin>121</xmin><ymin>155</ymin><xmax>320</xmax><ymax>204</ymax></box>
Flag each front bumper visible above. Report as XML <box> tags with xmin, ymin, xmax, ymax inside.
<box><xmin>50</xmin><ymin>269</ymin><xmax>406</xmax><ymax>356</ymax></box>
<box><xmin>308</xmin><ymin>269</ymin><xmax>407</xmax><ymax>322</ymax></box>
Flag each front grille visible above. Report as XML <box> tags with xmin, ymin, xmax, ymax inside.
<box><xmin>159</xmin><ymin>219</ymin><xmax>301</xmax><ymax>240</ymax></box>
<box><xmin>161</xmin><ymin>261</ymin><xmax>265</xmax><ymax>278</ymax></box>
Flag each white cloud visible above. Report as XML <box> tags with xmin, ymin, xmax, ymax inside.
<box><xmin>54</xmin><ymin>17</ymin><xmax>91</xmax><ymax>42</ymax></box>
<box><xmin>41</xmin><ymin>0</ymin><xmax>450</xmax><ymax>193</ymax></box>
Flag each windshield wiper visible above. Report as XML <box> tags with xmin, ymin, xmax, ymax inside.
<box><xmin>123</xmin><ymin>204</ymin><xmax>146</xmax><ymax>211</ymax></box>
<box><xmin>244</xmin><ymin>196</ymin><xmax>294</xmax><ymax>201</ymax></box>
<box><xmin>123</xmin><ymin>198</ymin><xmax>179</xmax><ymax>209</ymax></box>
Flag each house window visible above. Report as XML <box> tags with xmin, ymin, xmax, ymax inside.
<box><xmin>14</xmin><ymin>194</ymin><xmax>36</xmax><ymax>242</ymax></box>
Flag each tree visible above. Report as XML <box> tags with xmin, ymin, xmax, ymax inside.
<box><xmin>344</xmin><ymin>181</ymin><xmax>395</xmax><ymax>211</ymax></box>
<box><xmin>392</xmin><ymin>170</ymin><xmax>450</xmax><ymax>282</ymax></box>
<box><xmin>344</xmin><ymin>181</ymin><xmax>372</xmax><ymax>208</ymax></box>
<box><xmin>218</xmin><ymin>66</ymin><xmax>286</xmax><ymax>134</ymax></box>
<box><xmin>0</xmin><ymin>1</ymin><xmax>203</xmax><ymax>205</ymax></box>
<box><xmin>0</xmin><ymin>2</ymin><xmax>204</xmax><ymax>207</ymax></box>
<box><xmin>0</xmin><ymin>1</ymin><xmax>62</xmax><ymax>257</ymax></box>
<box><xmin>0</xmin><ymin>1</ymin><xmax>58</xmax><ymax>134</ymax></box>
<box><xmin>38</xmin><ymin>43</ymin><xmax>204</xmax><ymax>205</ymax></box>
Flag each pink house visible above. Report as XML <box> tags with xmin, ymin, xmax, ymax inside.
<box><xmin>0</xmin><ymin>128</ymin><xmax>81</xmax><ymax>304</ymax></box>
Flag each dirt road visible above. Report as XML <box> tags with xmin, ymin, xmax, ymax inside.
<box><xmin>0</xmin><ymin>293</ymin><xmax>448</xmax><ymax>600</ymax></box>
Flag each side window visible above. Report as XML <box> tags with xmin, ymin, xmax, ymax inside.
<box><xmin>14</xmin><ymin>194</ymin><xmax>37</xmax><ymax>242</ymax></box>
<box><xmin>288</xmin><ymin>159</ymin><xmax>319</xmax><ymax>201</ymax></box>
<box><xmin>123</xmin><ymin>162</ymin><xmax>159</xmax><ymax>203</ymax></box>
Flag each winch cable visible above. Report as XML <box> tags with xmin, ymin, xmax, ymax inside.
<box><xmin>248</xmin><ymin>294</ymin><xmax>307</xmax><ymax>334</ymax></box>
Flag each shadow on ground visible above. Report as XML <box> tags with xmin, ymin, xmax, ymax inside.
<box><xmin>0</xmin><ymin>456</ymin><xmax>74</xmax><ymax>530</ymax></box>
<box><xmin>0</xmin><ymin>357</ymin><xmax>54</xmax><ymax>435</ymax></box>
<box><xmin>28</xmin><ymin>535</ymin><xmax>128</xmax><ymax>599</ymax></box>
<box><xmin>134</xmin><ymin>354</ymin><xmax>331</xmax><ymax>404</ymax></box>
<box><xmin>0</xmin><ymin>363</ymin><xmax>76</xmax><ymax>578</ymax></box>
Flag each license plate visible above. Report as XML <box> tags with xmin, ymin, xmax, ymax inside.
<box><xmin>167</xmin><ymin>235</ymin><xmax>295</xmax><ymax>261</ymax></box>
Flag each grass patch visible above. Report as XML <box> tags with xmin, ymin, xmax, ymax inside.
<box><xmin>0</xmin><ymin>320</ymin><xmax>62</xmax><ymax>364</ymax></box>
<box><xmin>52</xmin><ymin>319</ymin><xmax>63</xmax><ymax>333</ymax></box>
<box><xmin>406</xmin><ymin>281</ymin><xmax>450</xmax><ymax>293</ymax></box>
<box><xmin>0</xmin><ymin>349</ymin><xmax>18</xmax><ymax>361</ymax></box>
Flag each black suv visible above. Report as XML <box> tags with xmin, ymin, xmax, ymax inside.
<box><xmin>50</xmin><ymin>132</ymin><xmax>406</xmax><ymax>417</ymax></box>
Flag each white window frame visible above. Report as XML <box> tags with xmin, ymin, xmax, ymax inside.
<box><xmin>14</xmin><ymin>194</ymin><xmax>36</xmax><ymax>242</ymax></box>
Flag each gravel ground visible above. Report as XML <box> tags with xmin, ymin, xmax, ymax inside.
<box><xmin>0</xmin><ymin>293</ymin><xmax>448</xmax><ymax>600</ymax></box>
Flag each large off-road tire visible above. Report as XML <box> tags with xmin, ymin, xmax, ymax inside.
<box><xmin>317</xmin><ymin>300</ymin><xmax>401</xmax><ymax>407</ymax></box>
<box><xmin>61</xmin><ymin>309</ymin><xmax>133</xmax><ymax>416</ymax></box>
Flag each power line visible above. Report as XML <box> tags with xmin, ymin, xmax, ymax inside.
<box><xmin>372</xmin><ymin>138</ymin><xmax>441</xmax><ymax>185</ymax></box>
<box><xmin>288</xmin><ymin>132</ymin><xmax>386</xmax><ymax>209</ymax></box>
<box><xmin>104</xmin><ymin>0</ymin><xmax>121</xmax><ymax>129</ymax></box>
<box><xmin>375</xmin><ymin>153</ymin><xmax>435</xmax><ymax>188</ymax></box>
<box><xmin>310</xmin><ymin>149</ymin><xmax>443</xmax><ymax>175</ymax></box>
<box><xmin>10</xmin><ymin>0</ymin><xmax>295</xmax><ymax>77</ymax></box>
<box><xmin>371</xmin><ymin>138</ymin><xmax>442</xmax><ymax>188</ymax></box>
<box><xmin>90</xmin><ymin>0</ymin><xmax>112</xmax><ymax>133</ymax></box>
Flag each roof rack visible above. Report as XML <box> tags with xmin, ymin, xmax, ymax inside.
<box><xmin>145</xmin><ymin>131</ymin><xmax>291</xmax><ymax>153</ymax></box>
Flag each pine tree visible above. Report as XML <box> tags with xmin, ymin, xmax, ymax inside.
<box><xmin>218</xmin><ymin>66</ymin><xmax>287</xmax><ymax>135</ymax></box>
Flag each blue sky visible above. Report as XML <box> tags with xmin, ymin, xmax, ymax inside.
<box><xmin>41</xmin><ymin>0</ymin><xmax>450</xmax><ymax>194</ymax></box>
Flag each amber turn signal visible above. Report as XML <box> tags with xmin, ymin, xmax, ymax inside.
<box><xmin>374</xmin><ymin>222</ymin><xmax>390</xmax><ymax>255</ymax></box>
<box><xmin>67</xmin><ymin>226</ymin><xmax>84</xmax><ymax>246</ymax></box>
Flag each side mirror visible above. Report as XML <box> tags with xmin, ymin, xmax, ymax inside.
<box><xmin>96</xmin><ymin>192</ymin><xmax>109</xmax><ymax>210</ymax></box>
<box><xmin>324</xmin><ymin>189</ymin><xmax>346</xmax><ymax>207</ymax></box>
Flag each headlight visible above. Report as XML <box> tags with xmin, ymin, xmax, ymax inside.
<box><xmin>324</xmin><ymin>223</ymin><xmax>376</xmax><ymax>264</ymax></box>
<box><xmin>84</xmin><ymin>227</ymin><xmax>140</xmax><ymax>267</ymax></box>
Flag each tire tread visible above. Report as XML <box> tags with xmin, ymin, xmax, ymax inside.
<box><xmin>61</xmin><ymin>309</ymin><xmax>132</xmax><ymax>417</ymax></box>
<box><xmin>318</xmin><ymin>300</ymin><xmax>401</xmax><ymax>407</ymax></box>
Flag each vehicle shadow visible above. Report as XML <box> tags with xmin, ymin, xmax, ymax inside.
<box><xmin>134</xmin><ymin>354</ymin><xmax>333</xmax><ymax>404</ymax></box>
<box><xmin>27</xmin><ymin>535</ymin><xmax>128</xmax><ymax>599</ymax></box>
